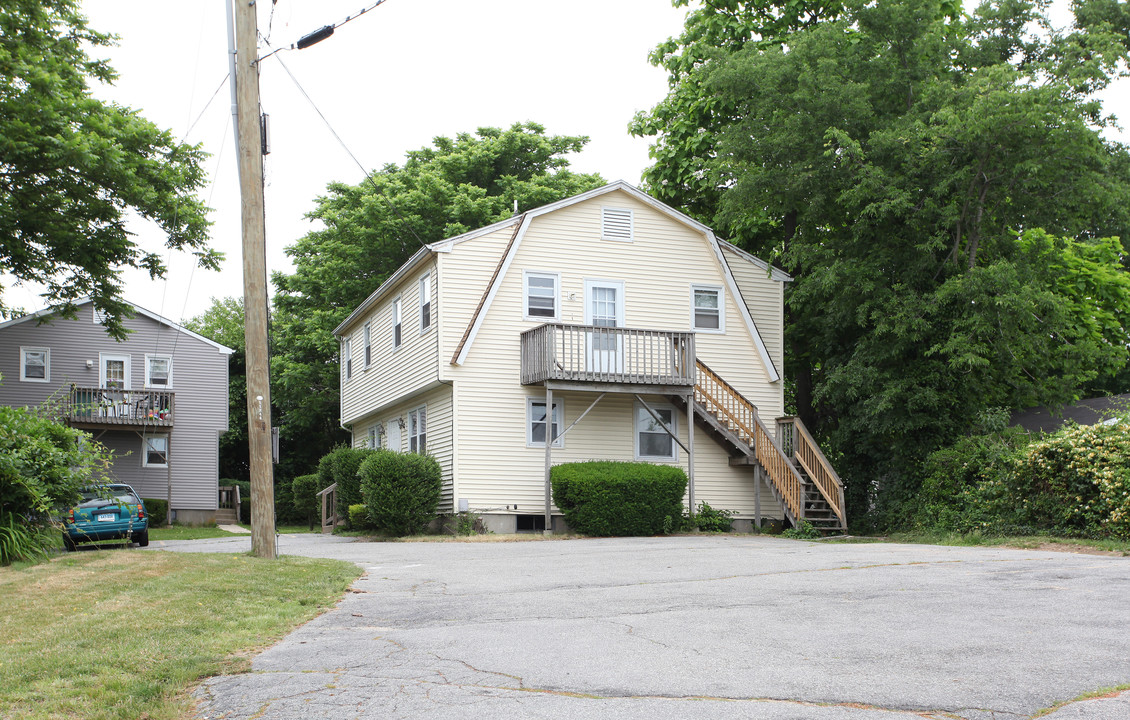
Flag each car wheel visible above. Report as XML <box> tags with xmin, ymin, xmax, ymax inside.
<box><xmin>133</xmin><ymin>530</ymin><xmax>149</xmax><ymax>547</ymax></box>
<box><xmin>62</xmin><ymin>534</ymin><xmax>76</xmax><ymax>552</ymax></box>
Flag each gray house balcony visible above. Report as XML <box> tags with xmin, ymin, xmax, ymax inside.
<box><xmin>59</xmin><ymin>385</ymin><xmax>175</xmax><ymax>430</ymax></box>
<box><xmin>520</xmin><ymin>323</ymin><xmax>696</xmax><ymax>394</ymax></box>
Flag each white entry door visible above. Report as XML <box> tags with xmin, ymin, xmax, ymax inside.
<box><xmin>99</xmin><ymin>353</ymin><xmax>131</xmax><ymax>417</ymax></box>
<box><xmin>584</xmin><ymin>280</ymin><xmax>625</xmax><ymax>374</ymax></box>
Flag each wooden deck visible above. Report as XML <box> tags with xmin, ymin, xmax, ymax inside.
<box><xmin>59</xmin><ymin>385</ymin><xmax>175</xmax><ymax>429</ymax></box>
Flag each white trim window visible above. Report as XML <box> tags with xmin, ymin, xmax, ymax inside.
<box><xmin>393</xmin><ymin>297</ymin><xmax>403</xmax><ymax>348</ymax></box>
<box><xmin>142</xmin><ymin>434</ymin><xmax>169</xmax><ymax>467</ymax></box>
<box><xmin>145</xmin><ymin>355</ymin><xmax>173</xmax><ymax>388</ymax></box>
<box><xmin>342</xmin><ymin>336</ymin><xmax>353</xmax><ymax>381</ymax></box>
<box><xmin>635</xmin><ymin>401</ymin><xmax>678</xmax><ymax>461</ymax></box>
<box><xmin>524</xmin><ymin>271</ymin><xmax>559</xmax><ymax>320</ymax></box>
<box><xmin>367</xmin><ymin>424</ymin><xmax>383</xmax><ymax>449</ymax></box>
<box><xmin>691</xmin><ymin>284</ymin><xmax>724</xmax><ymax>333</ymax></box>
<box><xmin>363</xmin><ymin>322</ymin><xmax>372</xmax><ymax>367</ymax></box>
<box><xmin>419</xmin><ymin>274</ymin><xmax>432</xmax><ymax>332</ymax></box>
<box><xmin>527</xmin><ymin>397</ymin><xmax>563</xmax><ymax>448</ymax></box>
<box><xmin>602</xmin><ymin>207</ymin><xmax>633</xmax><ymax>242</ymax></box>
<box><xmin>19</xmin><ymin>347</ymin><xmax>50</xmax><ymax>382</ymax></box>
<box><xmin>408</xmin><ymin>406</ymin><xmax>426</xmax><ymax>454</ymax></box>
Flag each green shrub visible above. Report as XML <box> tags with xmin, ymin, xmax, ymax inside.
<box><xmin>551</xmin><ymin>461</ymin><xmax>687</xmax><ymax>536</ymax></box>
<box><xmin>317</xmin><ymin>446</ymin><xmax>377</xmax><ymax>528</ymax></box>
<box><xmin>689</xmin><ymin>501</ymin><xmax>736</xmax><ymax>532</ymax></box>
<box><xmin>291</xmin><ymin>474</ymin><xmax>322</xmax><ymax>530</ymax></box>
<box><xmin>142</xmin><ymin>498</ymin><xmax>168</xmax><ymax>526</ymax></box>
<box><xmin>782</xmin><ymin>520</ymin><xmax>821</xmax><ymax>539</ymax></box>
<box><xmin>274</xmin><ymin>480</ymin><xmax>304</xmax><ymax>524</ymax></box>
<box><xmin>359</xmin><ymin>451</ymin><xmax>442</xmax><ymax>536</ymax></box>
<box><xmin>348</xmin><ymin>504</ymin><xmax>370</xmax><ymax>530</ymax></box>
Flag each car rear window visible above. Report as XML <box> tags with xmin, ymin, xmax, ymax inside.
<box><xmin>78</xmin><ymin>487</ymin><xmax>140</xmax><ymax>507</ymax></box>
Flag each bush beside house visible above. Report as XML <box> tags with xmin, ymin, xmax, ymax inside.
<box><xmin>359</xmin><ymin>451</ymin><xmax>441</xmax><ymax>536</ymax></box>
<box><xmin>551</xmin><ymin>461</ymin><xmax>687</xmax><ymax>536</ymax></box>
<box><xmin>318</xmin><ymin>446</ymin><xmax>376</xmax><ymax>528</ymax></box>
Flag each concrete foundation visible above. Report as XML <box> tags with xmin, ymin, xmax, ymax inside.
<box><xmin>170</xmin><ymin>509</ymin><xmax>217</xmax><ymax>526</ymax></box>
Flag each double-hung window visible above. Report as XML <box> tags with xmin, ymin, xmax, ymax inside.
<box><xmin>527</xmin><ymin>397</ymin><xmax>563</xmax><ymax>448</ymax></box>
<box><xmin>145</xmin><ymin>355</ymin><xmax>173</xmax><ymax>387</ymax></box>
<box><xmin>342</xmin><ymin>336</ymin><xmax>353</xmax><ymax>381</ymax></box>
<box><xmin>20</xmin><ymin>347</ymin><xmax>49</xmax><ymax>382</ymax></box>
<box><xmin>367</xmin><ymin>425</ymin><xmax>383</xmax><ymax>450</ymax></box>
<box><xmin>420</xmin><ymin>274</ymin><xmax>432</xmax><ymax>331</ymax></box>
<box><xmin>524</xmin><ymin>271</ymin><xmax>558</xmax><ymax>320</ymax></box>
<box><xmin>363</xmin><ymin>322</ymin><xmax>372</xmax><ymax>367</ymax></box>
<box><xmin>143</xmin><ymin>434</ymin><xmax>169</xmax><ymax>467</ymax></box>
<box><xmin>691</xmin><ymin>285</ymin><xmax>723</xmax><ymax>332</ymax></box>
<box><xmin>408</xmin><ymin>407</ymin><xmax>426</xmax><ymax>454</ymax></box>
<box><xmin>393</xmin><ymin>298</ymin><xmax>403</xmax><ymax>348</ymax></box>
<box><xmin>635</xmin><ymin>401</ymin><xmax>677</xmax><ymax>461</ymax></box>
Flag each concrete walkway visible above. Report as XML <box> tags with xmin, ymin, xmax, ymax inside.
<box><xmin>156</xmin><ymin>535</ymin><xmax>1130</xmax><ymax>719</ymax></box>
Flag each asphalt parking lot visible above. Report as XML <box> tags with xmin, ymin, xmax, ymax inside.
<box><xmin>157</xmin><ymin>534</ymin><xmax>1130</xmax><ymax>719</ymax></box>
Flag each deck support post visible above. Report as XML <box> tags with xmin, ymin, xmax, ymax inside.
<box><xmin>543</xmin><ymin>387</ymin><xmax>553</xmax><ymax>535</ymax></box>
<box><xmin>166</xmin><ymin>432</ymin><xmax>172</xmax><ymax>527</ymax></box>
<box><xmin>753</xmin><ymin>464</ymin><xmax>762</xmax><ymax>531</ymax></box>
<box><xmin>686</xmin><ymin>391</ymin><xmax>695</xmax><ymax>516</ymax></box>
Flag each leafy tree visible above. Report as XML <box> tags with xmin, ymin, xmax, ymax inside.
<box><xmin>183</xmin><ymin>297</ymin><xmax>250</xmax><ymax>482</ymax></box>
<box><xmin>271</xmin><ymin>123</ymin><xmax>604</xmax><ymax>477</ymax></box>
<box><xmin>0</xmin><ymin>0</ymin><xmax>218</xmax><ymax>338</ymax></box>
<box><xmin>639</xmin><ymin>0</ymin><xmax>1130</xmax><ymax>526</ymax></box>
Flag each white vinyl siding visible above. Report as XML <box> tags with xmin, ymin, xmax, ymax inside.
<box><xmin>527</xmin><ymin>396</ymin><xmax>563</xmax><ymax>448</ymax></box>
<box><xmin>601</xmin><ymin>206</ymin><xmax>633</xmax><ymax>242</ymax></box>
<box><xmin>145</xmin><ymin>355</ymin><xmax>173</xmax><ymax>388</ymax></box>
<box><xmin>691</xmin><ymin>284</ymin><xmax>724</xmax><ymax>333</ymax></box>
<box><xmin>523</xmin><ymin>271</ymin><xmax>559</xmax><ymax>321</ymax></box>
<box><xmin>19</xmin><ymin>346</ymin><xmax>49</xmax><ymax>382</ymax></box>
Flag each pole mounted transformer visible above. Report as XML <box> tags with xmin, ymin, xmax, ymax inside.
<box><xmin>228</xmin><ymin>0</ymin><xmax>276</xmax><ymax>559</ymax></box>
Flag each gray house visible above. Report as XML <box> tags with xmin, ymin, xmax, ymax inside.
<box><xmin>0</xmin><ymin>299</ymin><xmax>233</xmax><ymax>524</ymax></box>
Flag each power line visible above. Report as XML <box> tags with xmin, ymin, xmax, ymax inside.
<box><xmin>258</xmin><ymin>0</ymin><xmax>394</xmax><ymax>64</ymax></box>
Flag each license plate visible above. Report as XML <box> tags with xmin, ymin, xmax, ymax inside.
<box><xmin>97</xmin><ymin>514</ymin><xmax>115</xmax><ymax>522</ymax></box>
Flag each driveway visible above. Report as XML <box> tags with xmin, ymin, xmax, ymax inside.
<box><xmin>158</xmin><ymin>534</ymin><xmax>1130</xmax><ymax>719</ymax></box>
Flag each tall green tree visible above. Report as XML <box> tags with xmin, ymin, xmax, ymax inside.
<box><xmin>0</xmin><ymin>0</ymin><xmax>218</xmax><ymax>338</ymax></box>
<box><xmin>639</xmin><ymin>0</ymin><xmax>1130</xmax><ymax>525</ymax></box>
<box><xmin>272</xmin><ymin>123</ymin><xmax>605</xmax><ymax>477</ymax></box>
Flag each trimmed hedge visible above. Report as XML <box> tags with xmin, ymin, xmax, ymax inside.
<box><xmin>348</xmin><ymin>503</ymin><xmax>370</xmax><ymax>530</ymax></box>
<box><xmin>291</xmin><ymin>473</ymin><xmax>322</xmax><ymax>530</ymax></box>
<box><xmin>359</xmin><ymin>451</ymin><xmax>441</xmax><ymax>536</ymax></box>
<box><xmin>551</xmin><ymin>461</ymin><xmax>687</xmax><ymax>536</ymax></box>
<box><xmin>318</xmin><ymin>446</ymin><xmax>377</xmax><ymax>528</ymax></box>
<box><xmin>142</xmin><ymin>498</ymin><xmax>168</xmax><ymax>527</ymax></box>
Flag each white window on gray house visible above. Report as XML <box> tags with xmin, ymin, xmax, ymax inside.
<box><xmin>691</xmin><ymin>285</ymin><xmax>724</xmax><ymax>332</ymax></box>
<box><xmin>601</xmin><ymin>207</ymin><xmax>633</xmax><ymax>242</ymax></box>
<box><xmin>635</xmin><ymin>402</ymin><xmax>677</xmax><ymax>461</ymax></box>
<box><xmin>363</xmin><ymin>322</ymin><xmax>372</xmax><ymax>367</ymax></box>
<box><xmin>20</xmin><ymin>347</ymin><xmax>50</xmax><ymax>382</ymax></box>
<box><xmin>524</xmin><ymin>271</ymin><xmax>558</xmax><ymax>320</ymax></box>
<box><xmin>145</xmin><ymin>355</ymin><xmax>173</xmax><ymax>387</ymax></box>
<box><xmin>393</xmin><ymin>297</ymin><xmax>403</xmax><ymax>348</ymax></box>
<box><xmin>143</xmin><ymin>434</ymin><xmax>169</xmax><ymax>467</ymax></box>
<box><xmin>420</xmin><ymin>274</ymin><xmax>432</xmax><ymax>331</ymax></box>
<box><xmin>527</xmin><ymin>397</ymin><xmax>563</xmax><ymax>448</ymax></box>
<box><xmin>408</xmin><ymin>406</ymin><xmax>426</xmax><ymax>454</ymax></box>
<box><xmin>342</xmin><ymin>336</ymin><xmax>353</xmax><ymax>381</ymax></box>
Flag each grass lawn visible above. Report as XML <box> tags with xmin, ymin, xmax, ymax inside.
<box><xmin>0</xmin><ymin>551</ymin><xmax>360</xmax><ymax>720</ymax></box>
<box><xmin>832</xmin><ymin>531</ymin><xmax>1130</xmax><ymax>556</ymax></box>
<box><xmin>149</xmin><ymin>524</ymin><xmax>238</xmax><ymax>541</ymax></box>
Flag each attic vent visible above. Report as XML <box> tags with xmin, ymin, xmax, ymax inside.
<box><xmin>601</xmin><ymin>207</ymin><xmax>633</xmax><ymax>242</ymax></box>
<box><xmin>93</xmin><ymin>307</ymin><xmax>107</xmax><ymax>325</ymax></box>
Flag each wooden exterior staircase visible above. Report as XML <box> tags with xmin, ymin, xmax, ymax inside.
<box><xmin>688</xmin><ymin>360</ymin><xmax>846</xmax><ymax>535</ymax></box>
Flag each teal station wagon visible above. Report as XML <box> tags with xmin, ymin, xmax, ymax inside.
<box><xmin>63</xmin><ymin>484</ymin><xmax>149</xmax><ymax>550</ymax></box>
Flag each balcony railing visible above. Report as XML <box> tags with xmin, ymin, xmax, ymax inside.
<box><xmin>520</xmin><ymin>323</ymin><xmax>696</xmax><ymax>387</ymax></box>
<box><xmin>60</xmin><ymin>385</ymin><xmax>175</xmax><ymax>427</ymax></box>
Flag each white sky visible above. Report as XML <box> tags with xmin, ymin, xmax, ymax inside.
<box><xmin>4</xmin><ymin>0</ymin><xmax>1127</xmax><ymax>324</ymax></box>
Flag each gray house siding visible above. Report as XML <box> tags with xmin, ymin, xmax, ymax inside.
<box><xmin>0</xmin><ymin>301</ymin><xmax>231</xmax><ymax>519</ymax></box>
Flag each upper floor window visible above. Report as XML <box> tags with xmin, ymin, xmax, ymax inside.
<box><xmin>527</xmin><ymin>397</ymin><xmax>563</xmax><ymax>448</ymax></box>
<box><xmin>420</xmin><ymin>274</ymin><xmax>432</xmax><ymax>331</ymax></box>
<box><xmin>363</xmin><ymin>322</ymin><xmax>372</xmax><ymax>367</ymax></box>
<box><xmin>342</xmin><ymin>336</ymin><xmax>353</xmax><ymax>381</ymax></box>
<box><xmin>393</xmin><ymin>297</ymin><xmax>403</xmax><ymax>348</ymax></box>
<box><xmin>145</xmin><ymin>355</ymin><xmax>173</xmax><ymax>388</ymax></box>
<box><xmin>602</xmin><ymin>207</ymin><xmax>633</xmax><ymax>242</ymax></box>
<box><xmin>635</xmin><ymin>401</ymin><xmax>677</xmax><ymax>461</ymax></box>
<box><xmin>408</xmin><ymin>406</ymin><xmax>426</xmax><ymax>454</ymax></box>
<box><xmin>20</xmin><ymin>347</ymin><xmax>49</xmax><ymax>382</ymax></box>
<box><xmin>524</xmin><ymin>271</ymin><xmax>559</xmax><ymax>320</ymax></box>
<box><xmin>691</xmin><ymin>285</ymin><xmax>724</xmax><ymax>332</ymax></box>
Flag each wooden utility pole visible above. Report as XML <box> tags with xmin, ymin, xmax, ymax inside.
<box><xmin>231</xmin><ymin>0</ymin><xmax>276</xmax><ymax>558</ymax></box>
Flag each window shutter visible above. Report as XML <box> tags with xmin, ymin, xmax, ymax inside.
<box><xmin>602</xmin><ymin>208</ymin><xmax>633</xmax><ymax>242</ymax></box>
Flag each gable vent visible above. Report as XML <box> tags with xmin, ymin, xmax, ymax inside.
<box><xmin>601</xmin><ymin>207</ymin><xmax>633</xmax><ymax>242</ymax></box>
<box><xmin>93</xmin><ymin>307</ymin><xmax>107</xmax><ymax>325</ymax></box>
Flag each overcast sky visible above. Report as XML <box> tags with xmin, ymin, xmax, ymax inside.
<box><xmin>6</xmin><ymin>0</ymin><xmax>1128</xmax><ymax>324</ymax></box>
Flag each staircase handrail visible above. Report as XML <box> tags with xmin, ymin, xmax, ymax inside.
<box><xmin>777</xmin><ymin>416</ymin><xmax>846</xmax><ymax>529</ymax></box>
<box><xmin>694</xmin><ymin>360</ymin><xmax>805</xmax><ymax>523</ymax></box>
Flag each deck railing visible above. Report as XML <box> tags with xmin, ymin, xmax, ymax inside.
<box><xmin>777</xmin><ymin>416</ymin><xmax>846</xmax><ymax>528</ymax></box>
<box><xmin>520</xmin><ymin>323</ymin><xmax>696</xmax><ymax>386</ymax></box>
<box><xmin>218</xmin><ymin>485</ymin><xmax>242</xmax><ymax>524</ymax></box>
<box><xmin>317</xmin><ymin>483</ymin><xmax>339</xmax><ymax>534</ymax></box>
<box><xmin>60</xmin><ymin>386</ymin><xmax>175</xmax><ymax>427</ymax></box>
